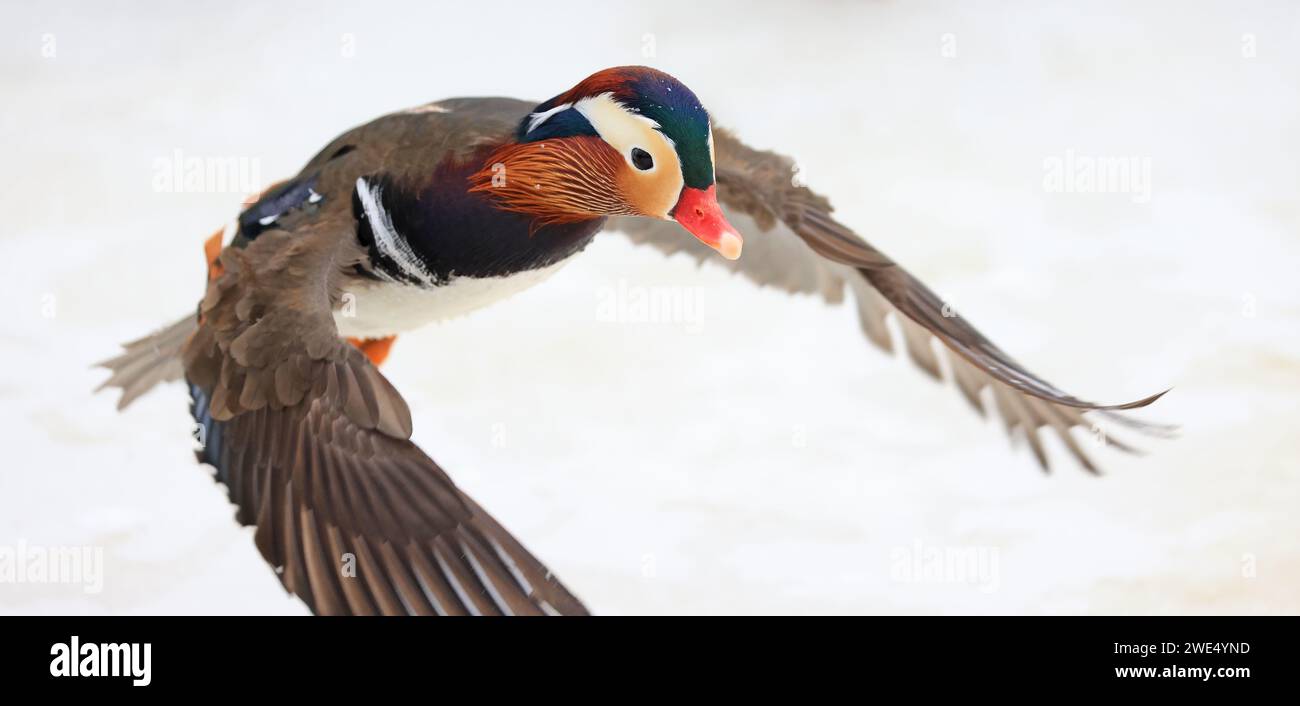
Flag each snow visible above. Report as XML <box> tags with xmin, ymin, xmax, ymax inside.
<box><xmin>1</xmin><ymin>0</ymin><xmax>1297</xmax><ymax>615</ymax></box>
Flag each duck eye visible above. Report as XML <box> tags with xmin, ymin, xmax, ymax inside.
<box><xmin>630</xmin><ymin>147</ymin><xmax>654</xmax><ymax>171</ymax></box>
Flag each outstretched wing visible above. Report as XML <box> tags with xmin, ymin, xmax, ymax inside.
<box><xmin>183</xmin><ymin>219</ymin><xmax>586</xmax><ymax>615</ymax></box>
<box><xmin>610</xmin><ymin>127</ymin><xmax>1172</xmax><ymax>472</ymax></box>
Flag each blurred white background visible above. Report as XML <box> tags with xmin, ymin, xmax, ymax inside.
<box><xmin>1</xmin><ymin>0</ymin><xmax>1297</xmax><ymax>615</ymax></box>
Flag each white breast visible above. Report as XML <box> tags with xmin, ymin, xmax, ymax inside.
<box><xmin>334</xmin><ymin>260</ymin><xmax>570</xmax><ymax>339</ymax></box>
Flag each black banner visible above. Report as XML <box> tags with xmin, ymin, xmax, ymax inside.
<box><xmin>0</xmin><ymin>616</ymin><xmax>1289</xmax><ymax>693</ymax></box>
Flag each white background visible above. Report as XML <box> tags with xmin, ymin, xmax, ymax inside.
<box><xmin>1</xmin><ymin>0</ymin><xmax>1296</xmax><ymax>614</ymax></box>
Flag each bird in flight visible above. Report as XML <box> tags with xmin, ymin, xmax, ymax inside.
<box><xmin>98</xmin><ymin>66</ymin><xmax>1170</xmax><ymax>615</ymax></box>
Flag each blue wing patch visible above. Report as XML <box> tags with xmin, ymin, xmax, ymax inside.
<box><xmin>238</xmin><ymin>175</ymin><xmax>322</xmax><ymax>239</ymax></box>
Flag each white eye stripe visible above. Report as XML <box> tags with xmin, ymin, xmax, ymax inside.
<box><xmin>574</xmin><ymin>93</ymin><xmax>683</xmax><ymax>171</ymax></box>
<box><xmin>574</xmin><ymin>93</ymin><xmax>651</xmax><ymax>145</ymax></box>
<box><xmin>574</xmin><ymin>92</ymin><xmax>663</xmax><ymax>130</ymax></box>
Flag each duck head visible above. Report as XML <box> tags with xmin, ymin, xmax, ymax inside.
<box><xmin>470</xmin><ymin>66</ymin><xmax>742</xmax><ymax>260</ymax></box>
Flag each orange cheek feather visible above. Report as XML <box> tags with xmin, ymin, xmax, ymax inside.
<box><xmin>468</xmin><ymin>137</ymin><xmax>628</xmax><ymax>224</ymax></box>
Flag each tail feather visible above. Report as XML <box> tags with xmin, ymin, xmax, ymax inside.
<box><xmin>96</xmin><ymin>315</ymin><xmax>196</xmax><ymax>409</ymax></box>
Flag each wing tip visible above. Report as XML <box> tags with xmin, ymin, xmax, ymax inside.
<box><xmin>1111</xmin><ymin>386</ymin><xmax>1172</xmax><ymax>411</ymax></box>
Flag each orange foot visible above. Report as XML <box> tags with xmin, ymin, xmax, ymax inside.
<box><xmin>348</xmin><ymin>336</ymin><xmax>397</xmax><ymax>367</ymax></box>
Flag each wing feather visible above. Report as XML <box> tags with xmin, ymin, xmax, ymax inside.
<box><xmin>183</xmin><ymin>217</ymin><xmax>586</xmax><ymax>615</ymax></box>
<box><xmin>610</xmin><ymin>126</ymin><xmax>1173</xmax><ymax>471</ymax></box>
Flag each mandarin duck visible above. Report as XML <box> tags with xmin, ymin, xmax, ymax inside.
<box><xmin>98</xmin><ymin>66</ymin><xmax>1170</xmax><ymax>616</ymax></box>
